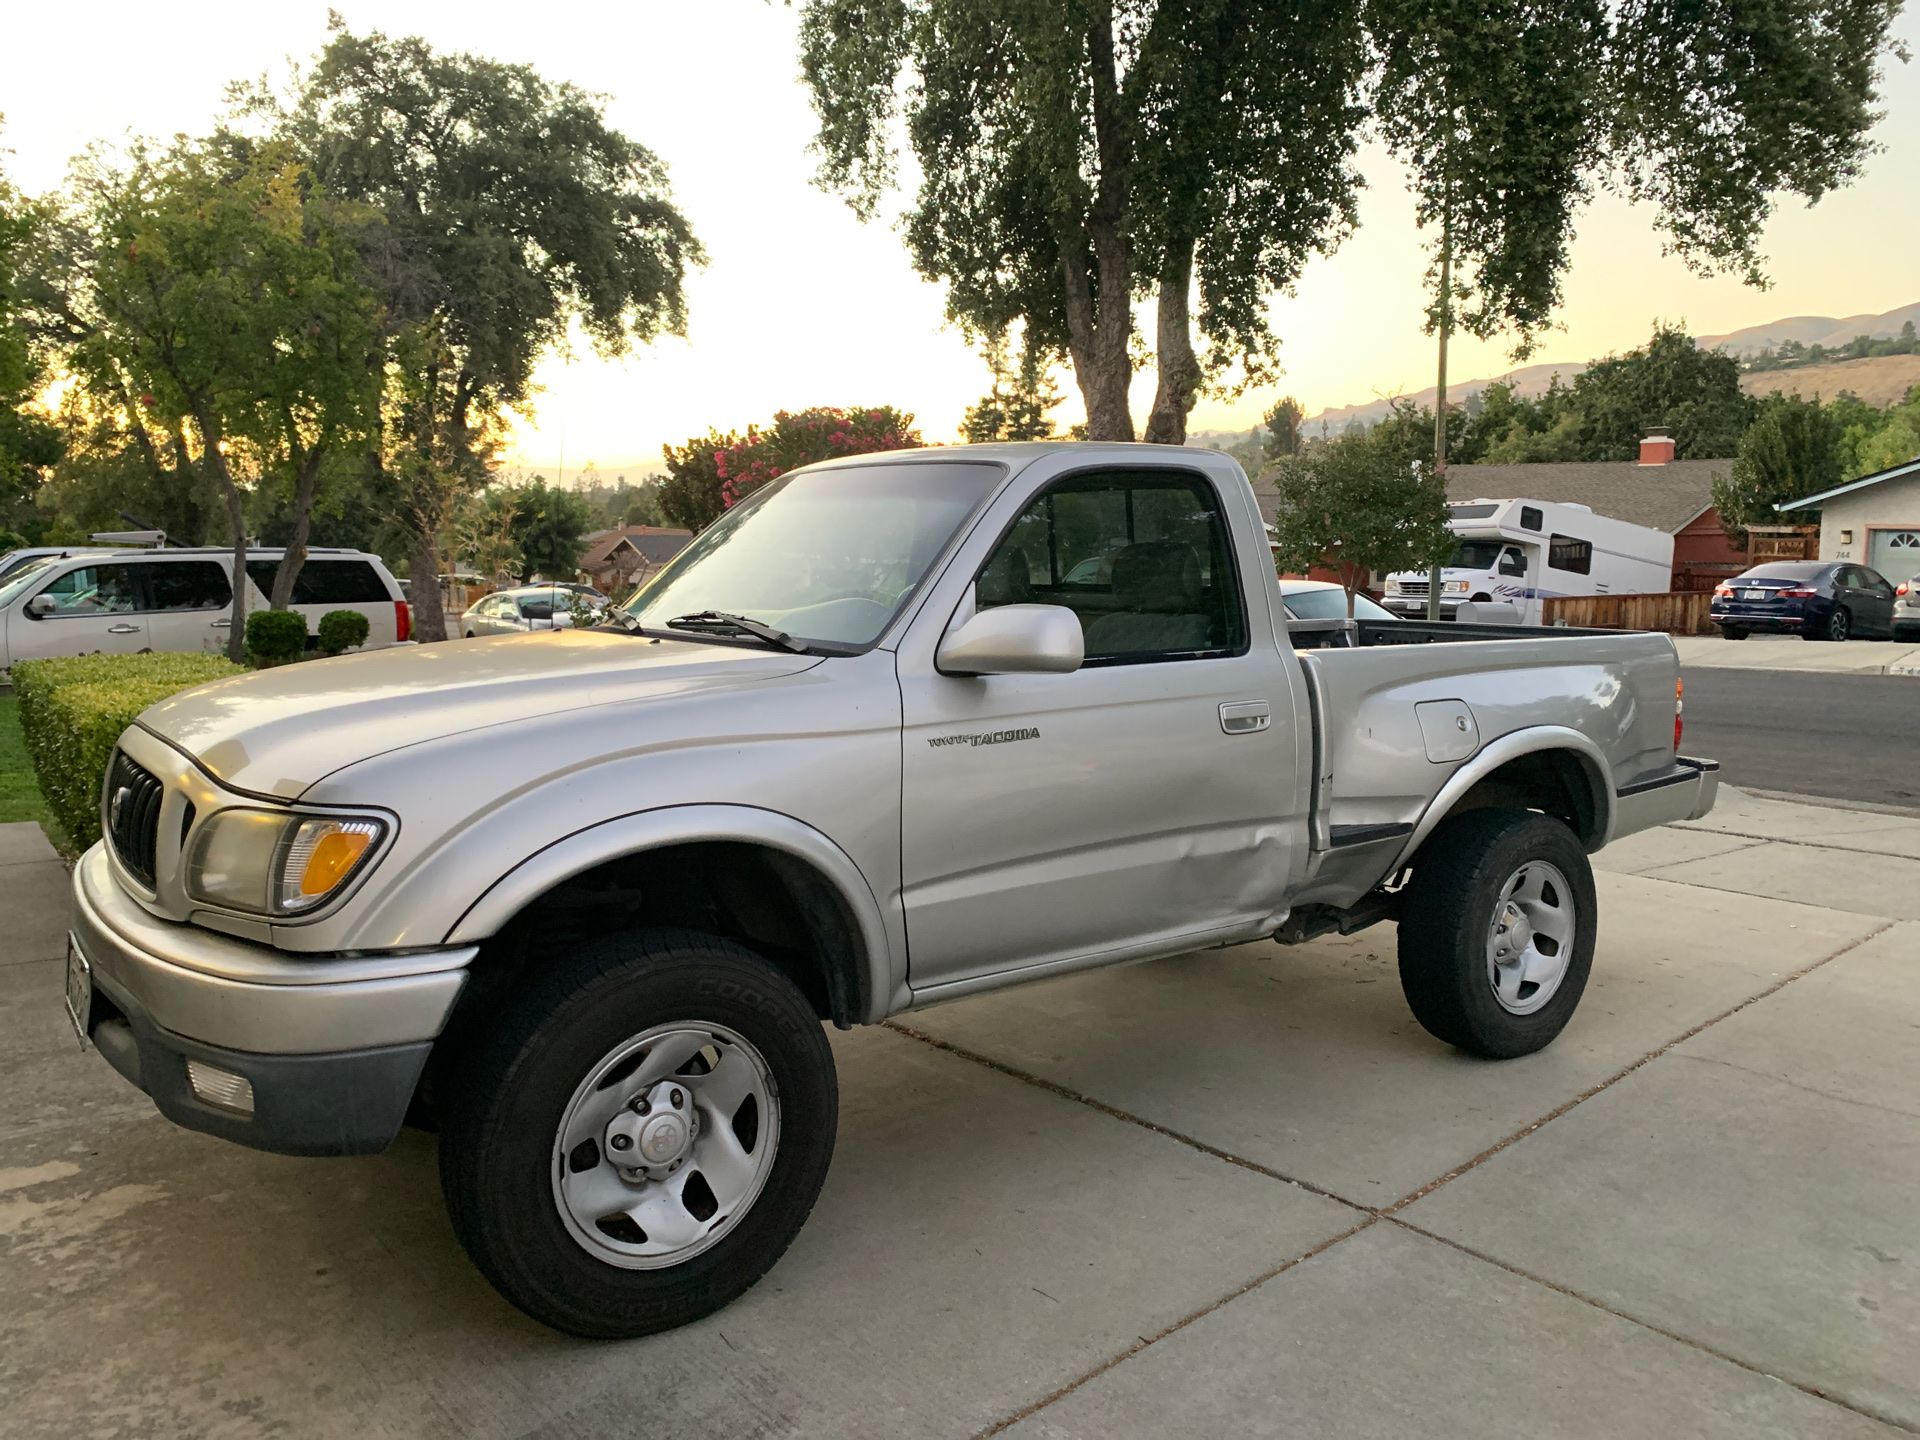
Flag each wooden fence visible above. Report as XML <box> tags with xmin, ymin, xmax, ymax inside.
<box><xmin>1542</xmin><ymin>592</ymin><xmax>1717</xmax><ymax>635</ymax></box>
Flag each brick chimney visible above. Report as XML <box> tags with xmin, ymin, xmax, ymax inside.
<box><xmin>1638</xmin><ymin>427</ymin><xmax>1675</xmax><ymax>466</ymax></box>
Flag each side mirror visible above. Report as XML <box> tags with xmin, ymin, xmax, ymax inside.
<box><xmin>937</xmin><ymin>603</ymin><xmax>1084</xmax><ymax>676</ymax></box>
<box><xmin>25</xmin><ymin>594</ymin><xmax>55</xmax><ymax>618</ymax></box>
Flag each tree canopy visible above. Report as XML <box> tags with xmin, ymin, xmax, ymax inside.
<box><xmin>660</xmin><ymin>406</ymin><xmax>923</xmax><ymax>530</ymax></box>
<box><xmin>0</xmin><ymin>148</ymin><xmax>62</xmax><ymax>532</ymax></box>
<box><xmin>801</xmin><ymin>0</ymin><xmax>1902</xmax><ymax>444</ymax></box>
<box><xmin>1270</xmin><ymin>419</ymin><xmax>1453</xmax><ymax>612</ymax></box>
<box><xmin>1711</xmin><ymin>394</ymin><xmax>1844</xmax><ymax>544</ymax></box>
<box><xmin>259</xmin><ymin>20</ymin><xmax>703</xmax><ymax>636</ymax></box>
<box><xmin>800</xmin><ymin>0</ymin><xmax>1367</xmax><ymax>444</ymax></box>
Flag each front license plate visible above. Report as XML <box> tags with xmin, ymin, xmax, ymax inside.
<box><xmin>64</xmin><ymin>936</ymin><xmax>91</xmax><ymax>1047</ymax></box>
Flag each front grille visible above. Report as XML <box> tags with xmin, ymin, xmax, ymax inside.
<box><xmin>104</xmin><ymin>750</ymin><xmax>165</xmax><ymax>888</ymax></box>
<box><xmin>1396</xmin><ymin>580</ymin><xmax>1429</xmax><ymax>597</ymax></box>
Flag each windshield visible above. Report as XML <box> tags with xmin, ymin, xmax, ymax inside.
<box><xmin>0</xmin><ymin>557</ymin><xmax>59</xmax><ymax>609</ymax></box>
<box><xmin>1284</xmin><ymin>586</ymin><xmax>1396</xmax><ymax>622</ymax></box>
<box><xmin>624</xmin><ymin>461</ymin><xmax>1005</xmax><ymax>649</ymax></box>
<box><xmin>1446</xmin><ymin>540</ymin><xmax>1505</xmax><ymax>570</ymax></box>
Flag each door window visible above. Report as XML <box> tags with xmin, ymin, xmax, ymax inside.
<box><xmin>34</xmin><ymin>565</ymin><xmax>137</xmax><ymax>615</ymax></box>
<box><xmin>973</xmin><ymin>470</ymin><xmax>1246</xmax><ymax>662</ymax></box>
<box><xmin>1547</xmin><ymin>535</ymin><xmax>1592</xmax><ymax>575</ymax></box>
<box><xmin>1498</xmin><ymin>548</ymin><xmax>1528</xmax><ymax>577</ymax></box>
<box><xmin>146</xmin><ymin>561</ymin><xmax>233</xmax><ymax>612</ymax></box>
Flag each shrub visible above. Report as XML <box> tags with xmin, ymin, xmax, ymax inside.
<box><xmin>12</xmin><ymin>653</ymin><xmax>245</xmax><ymax>848</ymax></box>
<box><xmin>317</xmin><ymin>608</ymin><xmax>372</xmax><ymax>655</ymax></box>
<box><xmin>246</xmin><ymin>608</ymin><xmax>309</xmax><ymax>667</ymax></box>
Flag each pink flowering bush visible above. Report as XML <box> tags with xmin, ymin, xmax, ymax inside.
<box><xmin>714</xmin><ymin>407</ymin><xmax>923</xmax><ymax>508</ymax></box>
<box><xmin>660</xmin><ymin>407</ymin><xmax>924</xmax><ymax>530</ymax></box>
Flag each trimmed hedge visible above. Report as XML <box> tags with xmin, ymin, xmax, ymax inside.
<box><xmin>12</xmin><ymin>653</ymin><xmax>245</xmax><ymax>848</ymax></box>
<box><xmin>317</xmin><ymin>608</ymin><xmax>371</xmax><ymax>655</ymax></box>
<box><xmin>246</xmin><ymin>608</ymin><xmax>308</xmax><ymax>667</ymax></box>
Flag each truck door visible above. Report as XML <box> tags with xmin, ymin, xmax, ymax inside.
<box><xmin>896</xmin><ymin>464</ymin><xmax>1302</xmax><ymax>994</ymax></box>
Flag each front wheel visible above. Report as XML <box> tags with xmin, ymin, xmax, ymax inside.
<box><xmin>1397</xmin><ymin>809</ymin><xmax>1597</xmax><ymax>1058</ymax></box>
<box><xmin>438</xmin><ymin>929</ymin><xmax>838</xmax><ymax>1338</ymax></box>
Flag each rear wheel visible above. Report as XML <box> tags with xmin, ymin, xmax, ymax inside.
<box><xmin>438</xmin><ymin>929</ymin><xmax>837</xmax><ymax>1338</ymax></box>
<box><xmin>1718</xmin><ymin>626</ymin><xmax>1748</xmax><ymax>640</ymax></box>
<box><xmin>1397</xmin><ymin>809</ymin><xmax>1596</xmax><ymax>1059</ymax></box>
<box><xmin>1809</xmin><ymin>605</ymin><xmax>1851</xmax><ymax>642</ymax></box>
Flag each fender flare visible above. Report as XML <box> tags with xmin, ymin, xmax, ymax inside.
<box><xmin>446</xmin><ymin>804</ymin><xmax>898</xmax><ymax>1025</ymax></box>
<box><xmin>1387</xmin><ymin>726</ymin><xmax>1615</xmax><ymax>873</ymax></box>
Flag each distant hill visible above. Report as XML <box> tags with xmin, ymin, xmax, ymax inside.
<box><xmin>1696</xmin><ymin>302</ymin><xmax>1920</xmax><ymax>358</ymax></box>
<box><xmin>1739</xmin><ymin>353</ymin><xmax>1920</xmax><ymax>409</ymax></box>
<box><xmin>1270</xmin><ymin>301</ymin><xmax>1920</xmax><ymax>437</ymax></box>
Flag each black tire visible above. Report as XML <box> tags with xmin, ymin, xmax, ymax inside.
<box><xmin>1808</xmin><ymin>606</ymin><xmax>1850</xmax><ymax>642</ymax></box>
<box><xmin>438</xmin><ymin>929</ymin><xmax>837</xmax><ymax>1338</ymax></box>
<box><xmin>1397</xmin><ymin>809</ymin><xmax>1597</xmax><ymax>1059</ymax></box>
<box><xmin>1718</xmin><ymin>626</ymin><xmax>1747</xmax><ymax>640</ymax></box>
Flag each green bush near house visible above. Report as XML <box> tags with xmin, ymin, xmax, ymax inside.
<box><xmin>12</xmin><ymin>653</ymin><xmax>245</xmax><ymax>849</ymax></box>
<box><xmin>317</xmin><ymin>608</ymin><xmax>371</xmax><ymax>656</ymax></box>
<box><xmin>246</xmin><ymin>609</ymin><xmax>308</xmax><ymax>667</ymax></box>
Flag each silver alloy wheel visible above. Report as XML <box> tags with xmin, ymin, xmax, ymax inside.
<box><xmin>552</xmin><ymin>1021</ymin><xmax>781</xmax><ymax>1270</ymax></box>
<box><xmin>1485</xmin><ymin>860</ymin><xmax>1576</xmax><ymax>1016</ymax></box>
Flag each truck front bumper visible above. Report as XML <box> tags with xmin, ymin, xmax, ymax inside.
<box><xmin>68</xmin><ymin>845</ymin><xmax>474</xmax><ymax>1156</ymax></box>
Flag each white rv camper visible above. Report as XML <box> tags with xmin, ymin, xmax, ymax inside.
<box><xmin>1384</xmin><ymin>498</ymin><xmax>1674</xmax><ymax>625</ymax></box>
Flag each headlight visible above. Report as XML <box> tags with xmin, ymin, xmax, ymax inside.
<box><xmin>184</xmin><ymin>809</ymin><xmax>387</xmax><ymax>916</ymax></box>
<box><xmin>1445</xmin><ymin>580</ymin><xmax>1471</xmax><ymax>594</ymax></box>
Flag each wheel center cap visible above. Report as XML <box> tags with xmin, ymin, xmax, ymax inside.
<box><xmin>638</xmin><ymin>1114</ymin><xmax>689</xmax><ymax>1164</ymax></box>
<box><xmin>1496</xmin><ymin>903</ymin><xmax>1534</xmax><ymax>959</ymax></box>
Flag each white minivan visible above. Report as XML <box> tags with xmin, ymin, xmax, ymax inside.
<box><xmin>0</xmin><ymin>546</ymin><xmax>409</xmax><ymax>676</ymax></box>
<box><xmin>1384</xmin><ymin>498</ymin><xmax>1675</xmax><ymax>625</ymax></box>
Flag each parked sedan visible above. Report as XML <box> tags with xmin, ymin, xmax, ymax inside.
<box><xmin>459</xmin><ymin>584</ymin><xmax>607</xmax><ymax>638</ymax></box>
<box><xmin>1711</xmin><ymin>561</ymin><xmax>1899</xmax><ymax>642</ymax></box>
<box><xmin>1898</xmin><ymin>575</ymin><xmax>1920</xmax><ymax>640</ymax></box>
<box><xmin>1277</xmin><ymin>579</ymin><xmax>1399</xmax><ymax>622</ymax></box>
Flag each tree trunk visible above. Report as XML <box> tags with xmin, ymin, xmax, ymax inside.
<box><xmin>1144</xmin><ymin>246</ymin><xmax>1200</xmax><ymax>445</ymax></box>
<box><xmin>192</xmin><ymin>403</ymin><xmax>251</xmax><ymax>664</ymax></box>
<box><xmin>1059</xmin><ymin>8</ymin><xmax>1136</xmax><ymax>443</ymax></box>
<box><xmin>408</xmin><ymin>523</ymin><xmax>447</xmax><ymax>642</ymax></box>
<box><xmin>269</xmin><ymin>446</ymin><xmax>326</xmax><ymax>610</ymax></box>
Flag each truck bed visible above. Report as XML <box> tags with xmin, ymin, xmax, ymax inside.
<box><xmin>1286</xmin><ymin>619</ymin><xmax>1685</xmax><ymax>910</ymax></box>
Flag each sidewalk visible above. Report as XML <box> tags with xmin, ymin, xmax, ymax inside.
<box><xmin>1675</xmin><ymin>632</ymin><xmax>1920</xmax><ymax>676</ymax></box>
<box><xmin>2</xmin><ymin>800</ymin><xmax>1915</xmax><ymax>1438</ymax></box>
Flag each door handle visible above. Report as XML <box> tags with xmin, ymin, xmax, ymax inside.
<box><xmin>1219</xmin><ymin>701</ymin><xmax>1271</xmax><ymax>735</ymax></box>
<box><xmin>210</xmin><ymin>619</ymin><xmax>231</xmax><ymax>628</ymax></box>
<box><xmin>106</xmin><ymin>623</ymin><xmax>141</xmax><ymax>634</ymax></box>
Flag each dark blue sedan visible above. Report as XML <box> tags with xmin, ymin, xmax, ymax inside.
<box><xmin>1711</xmin><ymin>561</ymin><xmax>1899</xmax><ymax>642</ymax></box>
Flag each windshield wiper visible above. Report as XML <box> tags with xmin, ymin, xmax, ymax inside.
<box><xmin>664</xmin><ymin>610</ymin><xmax>812</xmax><ymax>654</ymax></box>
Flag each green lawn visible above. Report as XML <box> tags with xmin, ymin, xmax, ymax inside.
<box><xmin>0</xmin><ymin>692</ymin><xmax>54</xmax><ymax>830</ymax></box>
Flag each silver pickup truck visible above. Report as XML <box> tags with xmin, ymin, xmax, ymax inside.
<box><xmin>66</xmin><ymin>442</ymin><xmax>1717</xmax><ymax>1337</ymax></box>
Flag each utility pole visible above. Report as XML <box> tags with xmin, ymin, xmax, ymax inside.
<box><xmin>1427</xmin><ymin>182</ymin><xmax>1452</xmax><ymax>623</ymax></box>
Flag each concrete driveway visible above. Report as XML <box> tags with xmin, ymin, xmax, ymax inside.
<box><xmin>2</xmin><ymin>793</ymin><xmax>1916</xmax><ymax>1438</ymax></box>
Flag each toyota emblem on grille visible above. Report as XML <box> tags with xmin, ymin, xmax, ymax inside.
<box><xmin>110</xmin><ymin>785</ymin><xmax>131</xmax><ymax>829</ymax></box>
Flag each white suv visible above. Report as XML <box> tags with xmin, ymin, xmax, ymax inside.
<box><xmin>0</xmin><ymin>547</ymin><xmax>409</xmax><ymax>673</ymax></box>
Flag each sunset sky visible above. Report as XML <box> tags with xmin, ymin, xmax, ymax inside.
<box><xmin>5</xmin><ymin>1</ymin><xmax>1917</xmax><ymax>480</ymax></box>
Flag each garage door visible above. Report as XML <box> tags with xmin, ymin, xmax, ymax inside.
<box><xmin>1869</xmin><ymin>528</ymin><xmax>1920</xmax><ymax>579</ymax></box>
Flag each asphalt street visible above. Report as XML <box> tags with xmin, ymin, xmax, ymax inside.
<box><xmin>1681</xmin><ymin>666</ymin><xmax>1919</xmax><ymax>811</ymax></box>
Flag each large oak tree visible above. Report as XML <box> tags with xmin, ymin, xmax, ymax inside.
<box><xmin>260</xmin><ymin>22</ymin><xmax>703</xmax><ymax>638</ymax></box>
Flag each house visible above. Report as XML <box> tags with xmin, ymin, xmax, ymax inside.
<box><xmin>1251</xmin><ymin>431</ymin><xmax>1746</xmax><ymax>593</ymax></box>
<box><xmin>579</xmin><ymin>525</ymin><xmax>694</xmax><ymax>594</ymax></box>
<box><xmin>1775</xmin><ymin>455</ymin><xmax>1920</xmax><ymax>579</ymax></box>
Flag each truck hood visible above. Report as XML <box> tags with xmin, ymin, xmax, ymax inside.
<box><xmin>136</xmin><ymin>631</ymin><xmax>822</xmax><ymax>799</ymax></box>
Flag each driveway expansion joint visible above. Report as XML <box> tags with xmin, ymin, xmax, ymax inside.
<box><xmin>1387</xmin><ymin>1217</ymin><xmax>1920</xmax><ymax>1437</ymax></box>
